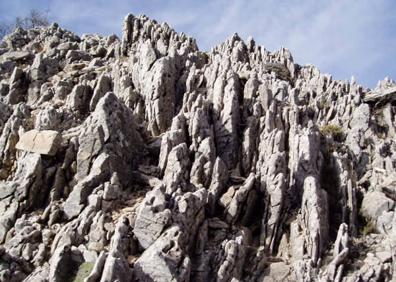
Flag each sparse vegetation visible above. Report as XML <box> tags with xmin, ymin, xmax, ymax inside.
<box><xmin>362</xmin><ymin>220</ymin><xmax>376</xmax><ymax>236</ymax></box>
<box><xmin>320</xmin><ymin>124</ymin><xmax>344</xmax><ymax>142</ymax></box>
<box><xmin>363</xmin><ymin>137</ymin><xmax>374</xmax><ymax>149</ymax></box>
<box><xmin>72</xmin><ymin>262</ymin><xmax>94</xmax><ymax>282</ymax></box>
<box><xmin>0</xmin><ymin>23</ymin><xmax>12</xmax><ymax>40</ymax></box>
<box><xmin>0</xmin><ymin>9</ymin><xmax>49</xmax><ymax>39</ymax></box>
<box><xmin>16</xmin><ymin>9</ymin><xmax>49</xmax><ymax>29</ymax></box>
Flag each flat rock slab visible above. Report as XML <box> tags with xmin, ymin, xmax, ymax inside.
<box><xmin>1</xmin><ymin>51</ymin><xmax>32</xmax><ymax>62</ymax></box>
<box><xmin>364</xmin><ymin>86</ymin><xmax>396</xmax><ymax>103</ymax></box>
<box><xmin>16</xmin><ymin>130</ymin><xmax>62</xmax><ymax>156</ymax></box>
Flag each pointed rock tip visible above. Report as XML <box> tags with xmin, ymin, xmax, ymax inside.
<box><xmin>124</xmin><ymin>13</ymin><xmax>135</xmax><ymax>21</ymax></box>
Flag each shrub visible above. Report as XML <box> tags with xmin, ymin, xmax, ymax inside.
<box><xmin>72</xmin><ymin>262</ymin><xmax>94</xmax><ymax>282</ymax></box>
<box><xmin>0</xmin><ymin>9</ymin><xmax>49</xmax><ymax>40</ymax></box>
<box><xmin>320</xmin><ymin>124</ymin><xmax>344</xmax><ymax>141</ymax></box>
<box><xmin>362</xmin><ymin>220</ymin><xmax>376</xmax><ymax>236</ymax></box>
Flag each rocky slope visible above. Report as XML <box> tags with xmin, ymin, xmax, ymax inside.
<box><xmin>0</xmin><ymin>13</ymin><xmax>395</xmax><ymax>282</ymax></box>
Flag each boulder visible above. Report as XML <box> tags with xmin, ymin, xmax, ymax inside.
<box><xmin>16</xmin><ymin>130</ymin><xmax>61</xmax><ymax>156</ymax></box>
<box><xmin>133</xmin><ymin>226</ymin><xmax>191</xmax><ymax>282</ymax></box>
<box><xmin>361</xmin><ymin>191</ymin><xmax>395</xmax><ymax>220</ymax></box>
<box><xmin>133</xmin><ymin>186</ymin><xmax>172</xmax><ymax>249</ymax></box>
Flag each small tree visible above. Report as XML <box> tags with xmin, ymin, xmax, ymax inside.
<box><xmin>24</xmin><ymin>9</ymin><xmax>49</xmax><ymax>28</ymax></box>
<box><xmin>14</xmin><ymin>9</ymin><xmax>49</xmax><ymax>30</ymax></box>
<box><xmin>0</xmin><ymin>22</ymin><xmax>12</xmax><ymax>39</ymax></box>
<box><xmin>320</xmin><ymin>124</ymin><xmax>344</xmax><ymax>142</ymax></box>
<box><xmin>0</xmin><ymin>9</ymin><xmax>49</xmax><ymax>40</ymax></box>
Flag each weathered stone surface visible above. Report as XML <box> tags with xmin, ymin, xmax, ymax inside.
<box><xmin>361</xmin><ymin>191</ymin><xmax>394</xmax><ymax>221</ymax></box>
<box><xmin>66</xmin><ymin>84</ymin><xmax>92</xmax><ymax>114</ymax></box>
<box><xmin>76</xmin><ymin>92</ymin><xmax>144</xmax><ymax>182</ymax></box>
<box><xmin>63</xmin><ymin>152</ymin><xmax>110</xmax><ymax>219</ymax></box>
<box><xmin>16</xmin><ymin>130</ymin><xmax>61</xmax><ymax>156</ymax></box>
<box><xmin>89</xmin><ymin>74</ymin><xmax>112</xmax><ymax>111</ymax></box>
<box><xmin>0</xmin><ymin>51</ymin><xmax>32</xmax><ymax>62</ymax></box>
<box><xmin>364</xmin><ymin>85</ymin><xmax>396</xmax><ymax>103</ymax></box>
<box><xmin>133</xmin><ymin>186</ymin><xmax>172</xmax><ymax>249</ymax></box>
<box><xmin>261</xmin><ymin>262</ymin><xmax>293</xmax><ymax>282</ymax></box>
<box><xmin>0</xmin><ymin>11</ymin><xmax>395</xmax><ymax>282</ymax></box>
<box><xmin>163</xmin><ymin>143</ymin><xmax>190</xmax><ymax>194</ymax></box>
<box><xmin>100</xmin><ymin>216</ymin><xmax>133</xmax><ymax>282</ymax></box>
<box><xmin>133</xmin><ymin>226</ymin><xmax>191</xmax><ymax>282</ymax></box>
<box><xmin>220</xmin><ymin>173</ymin><xmax>255</xmax><ymax>224</ymax></box>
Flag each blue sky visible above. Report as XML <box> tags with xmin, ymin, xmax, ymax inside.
<box><xmin>1</xmin><ymin>0</ymin><xmax>395</xmax><ymax>88</ymax></box>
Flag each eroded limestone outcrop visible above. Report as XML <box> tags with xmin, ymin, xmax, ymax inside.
<box><xmin>0</xmin><ymin>13</ymin><xmax>395</xmax><ymax>282</ymax></box>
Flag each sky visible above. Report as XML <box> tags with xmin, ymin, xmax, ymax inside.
<box><xmin>1</xmin><ymin>0</ymin><xmax>395</xmax><ymax>88</ymax></box>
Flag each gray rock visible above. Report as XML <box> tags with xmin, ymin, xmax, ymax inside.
<box><xmin>261</xmin><ymin>262</ymin><xmax>293</xmax><ymax>282</ymax></box>
<box><xmin>134</xmin><ymin>186</ymin><xmax>172</xmax><ymax>249</ymax></box>
<box><xmin>66</xmin><ymin>84</ymin><xmax>92</xmax><ymax>114</ymax></box>
<box><xmin>216</xmin><ymin>230</ymin><xmax>249</xmax><ymax>281</ymax></box>
<box><xmin>76</xmin><ymin>92</ymin><xmax>144</xmax><ymax>182</ymax></box>
<box><xmin>6</xmin><ymin>67</ymin><xmax>27</xmax><ymax>104</ymax></box>
<box><xmin>34</xmin><ymin>106</ymin><xmax>61</xmax><ymax>130</ymax></box>
<box><xmin>63</xmin><ymin>152</ymin><xmax>110</xmax><ymax>219</ymax></box>
<box><xmin>133</xmin><ymin>226</ymin><xmax>191</xmax><ymax>282</ymax></box>
<box><xmin>16</xmin><ymin>130</ymin><xmax>62</xmax><ymax>156</ymax></box>
<box><xmin>0</xmin><ymin>11</ymin><xmax>395</xmax><ymax>282</ymax></box>
<box><xmin>100</xmin><ymin>216</ymin><xmax>133</xmax><ymax>282</ymax></box>
<box><xmin>163</xmin><ymin>143</ymin><xmax>190</xmax><ymax>194</ymax></box>
<box><xmin>89</xmin><ymin>74</ymin><xmax>112</xmax><ymax>111</ymax></box>
<box><xmin>361</xmin><ymin>191</ymin><xmax>394</xmax><ymax>221</ymax></box>
<box><xmin>0</xmin><ymin>51</ymin><xmax>31</xmax><ymax>62</ymax></box>
<box><xmin>220</xmin><ymin>173</ymin><xmax>255</xmax><ymax>224</ymax></box>
<box><xmin>49</xmin><ymin>245</ymin><xmax>73</xmax><ymax>282</ymax></box>
<box><xmin>208</xmin><ymin>157</ymin><xmax>229</xmax><ymax>215</ymax></box>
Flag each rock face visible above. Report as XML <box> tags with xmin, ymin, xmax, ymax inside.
<box><xmin>0</xmin><ymin>13</ymin><xmax>395</xmax><ymax>282</ymax></box>
<box><xmin>16</xmin><ymin>130</ymin><xmax>61</xmax><ymax>156</ymax></box>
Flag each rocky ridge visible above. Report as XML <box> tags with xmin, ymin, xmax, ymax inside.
<box><xmin>0</xmin><ymin>13</ymin><xmax>395</xmax><ymax>282</ymax></box>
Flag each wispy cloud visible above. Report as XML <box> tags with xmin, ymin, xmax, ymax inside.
<box><xmin>1</xmin><ymin>0</ymin><xmax>395</xmax><ymax>87</ymax></box>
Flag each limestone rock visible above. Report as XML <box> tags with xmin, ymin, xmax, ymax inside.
<box><xmin>16</xmin><ymin>130</ymin><xmax>62</xmax><ymax>156</ymax></box>
<box><xmin>361</xmin><ymin>191</ymin><xmax>394</xmax><ymax>225</ymax></box>
<box><xmin>133</xmin><ymin>226</ymin><xmax>191</xmax><ymax>282</ymax></box>
<box><xmin>133</xmin><ymin>186</ymin><xmax>172</xmax><ymax>249</ymax></box>
<box><xmin>1</xmin><ymin>51</ymin><xmax>32</xmax><ymax>62</ymax></box>
<box><xmin>100</xmin><ymin>216</ymin><xmax>133</xmax><ymax>282</ymax></box>
<box><xmin>220</xmin><ymin>173</ymin><xmax>255</xmax><ymax>224</ymax></box>
<box><xmin>0</xmin><ymin>11</ymin><xmax>395</xmax><ymax>282</ymax></box>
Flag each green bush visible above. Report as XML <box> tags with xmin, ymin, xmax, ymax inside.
<box><xmin>320</xmin><ymin>124</ymin><xmax>344</xmax><ymax>141</ymax></box>
<box><xmin>362</xmin><ymin>220</ymin><xmax>376</xmax><ymax>236</ymax></box>
<box><xmin>72</xmin><ymin>262</ymin><xmax>94</xmax><ymax>282</ymax></box>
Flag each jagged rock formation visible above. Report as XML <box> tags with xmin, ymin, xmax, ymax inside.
<box><xmin>0</xmin><ymin>14</ymin><xmax>395</xmax><ymax>282</ymax></box>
